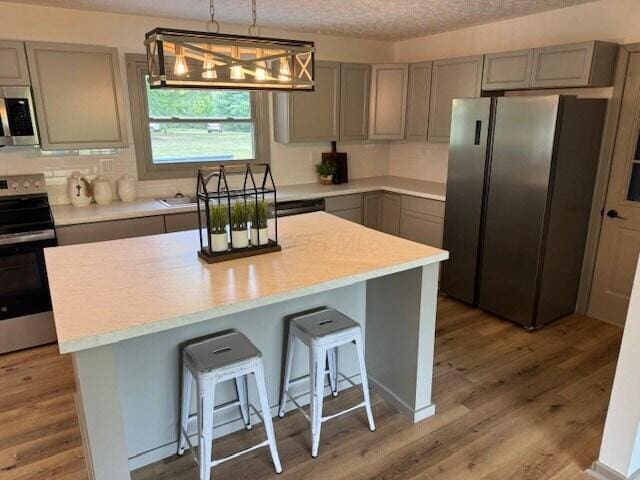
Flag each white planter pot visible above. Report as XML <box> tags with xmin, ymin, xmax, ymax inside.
<box><xmin>211</xmin><ymin>232</ymin><xmax>228</xmax><ymax>252</ymax></box>
<box><xmin>250</xmin><ymin>227</ymin><xmax>269</xmax><ymax>246</ymax></box>
<box><xmin>231</xmin><ymin>229</ymin><xmax>249</xmax><ymax>249</ymax></box>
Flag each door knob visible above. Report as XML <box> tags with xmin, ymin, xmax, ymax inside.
<box><xmin>606</xmin><ymin>209</ymin><xmax>627</xmax><ymax>220</ymax></box>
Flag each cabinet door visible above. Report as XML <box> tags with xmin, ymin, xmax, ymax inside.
<box><xmin>273</xmin><ymin>61</ymin><xmax>340</xmax><ymax>143</ymax></box>
<box><xmin>405</xmin><ymin>62</ymin><xmax>432</xmax><ymax>141</ymax></box>
<box><xmin>56</xmin><ymin>216</ymin><xmax>165</xmax><ymax>245</ymax></box>
<box><xmin>0</xmin><ymin>40</ymin><xmax>30</xmax><ymax>86</ymax></box>
<box><xmin>399</xmin><ymin>210</ymin><xmax>443</xmax><ymax>247</ymax></box>
<box><xmin>165</xmin><ymin>212</ymin><xmax>202</xmax><ymax>233</ymax></box>
<box><xmin>428</xmin><ymin>55</ymin><xmax>483</xmax><ymax>143</ymax></box>
<box><xmin>339</xmin><ymin>63</ymin><xmax>370</xmax><ymax>141</ymax></box>
<box><xmin>530</xmin><ymin>41</ymin><xmax>617</xmax><ymax>88</ymax></box>
<box><xmin>482</xmin><ymin>49</ymin><xmax>533</xmax><ymax>91</ymax></box>
<box><xmin>368</xmin><ymin>64</ymin><xmax>408</xmax><ymax>140</ymax></box>
<box><xmin>363</xmin><ymin>192</ymin><xmax>382</xmax><ymax>230</ymax></box>
<box><xmin>325</xmin><ymin>194</ymin><xmax>363</xmax><ymax>224</ymax></box>
<box><xmin>381</xmin><ymin>192</ymin><xmax>401</xmax><ymax>236</ymax></box>
<box><xmin>25</xmin><ymin>42</ymin><xmax>129</xmax><ymax>150</ymax></box>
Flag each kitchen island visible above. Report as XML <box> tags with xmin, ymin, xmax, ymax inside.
<box><xmin>44</xmin><ymin>212</ymin><xmax>448</xmax><ymax>479</ymax></box>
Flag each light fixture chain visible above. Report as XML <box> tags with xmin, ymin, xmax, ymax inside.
<box><xmin>248</xmin><ymin>0</ymin><xmax>259</xmax><ymax>36</ymax></box>
<box><xmin>207</xmin><ymin>0</ymin><xmax>220</xmax><ymax>33</ymax></box>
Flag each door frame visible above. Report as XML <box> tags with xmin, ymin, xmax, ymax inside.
<box><xmin>578</xmin><ymin>43</ymin><xmax>640</xmax><ymax>316</ymax></box>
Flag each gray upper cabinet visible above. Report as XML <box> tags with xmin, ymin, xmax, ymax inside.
<box><xmin>530</xmin><ymin>41</ymin><xmax>618</xmax><ymax>88</ymax></box>
<box><xmin>428</xmin><ymin>55</ymin><xmax>483</xmax><ymax>143</ymax></box>
<box><xmin>26</xmin><ymin>42</ymin><xmax>128</xmax><ymax>150</ymax></box>
<box><xmin>273</xmin><ymin>61</ymin><xmax>340</xmax><ymax>143</ymax></box>
<box><xmin>482</xmin><ymin>49</ymin><xmax>533</xmax><ymax>91</ymax></box>
<box><xmin>339</xmin><ymin>63</ymin><xmax>370</xmax><ymax>141</ymax></box>
<box><xmin>0</xmin><ymin>40</ymin><xmax>30</xmax><ymax>86</ymax></box>
<box><xmin>368</xmin><ymin>64</ymin><xmax>408</xmax><ymax>140</ymax></box>
<box><xmin>405</xmin><ymin>62</ymin><xmax>432</xmax><ymax>141</ymax></box>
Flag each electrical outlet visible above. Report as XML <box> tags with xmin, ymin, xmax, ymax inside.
<box><xmin>99</xmin><ymin>158</ymin><xmax>115</xmax><ymax>175</ymax></box>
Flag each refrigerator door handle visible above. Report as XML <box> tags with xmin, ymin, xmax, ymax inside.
<box><xmin>474</xmin><ymin>120</ymin><xmax>482</xmax><ymax>145</ymax></box>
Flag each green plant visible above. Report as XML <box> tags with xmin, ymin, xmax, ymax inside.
<box><xmin>249</xmin><ymin>200</ymin><xmax>269</xmax><ymax>229</ymax></box>
<box><xmin>230</xmin><ymin>202</ymin><xmax>249</xmax><ymax>231</ymax></box>
<box><xmin>316</xmin><ymin>160</ymin><xmax>337</xmax><ymax>177</ymax></box>
<box><xmin>208</xmin><ymin>203</ymin><xmax>228</xmax><ymax>234</ymax></box>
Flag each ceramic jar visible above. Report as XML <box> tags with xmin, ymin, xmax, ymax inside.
<box><xmin>117</xmin><ymin>174</ymin><xmax>137</xmax><ymax>202</ymax></box>
<box><xmin>68</xmin><ymin>171</ymin><xmax>92</xmax><ymax>207</ymax></box>
<box><xmin>92</xmin><ymin>175</ymin><xmax>113</xmax><ymax>206</ymax></box>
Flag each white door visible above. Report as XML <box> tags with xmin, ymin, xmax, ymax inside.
<box><xmin>589</xmin><ymin>53</ymin><xmax>640</xmax><ymax>326</ymax></box>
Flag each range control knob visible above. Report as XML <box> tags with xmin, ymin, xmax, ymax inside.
<box><xmin>23</xmin><ymin>180</ymin><xmax>30</xmax><ymax>189</ymax></box>
<box><xmin>11</xmin><ymin>182</ymin><xmax>18</xmax><ymax>190</ymax></box>
<box><xmin>34</xmin><ymin>180</ymin><xmax>42</xmax><ymax>188</ymax></box>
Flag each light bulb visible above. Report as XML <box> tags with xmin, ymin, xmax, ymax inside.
<box><xmin>255</xmin><ymin>61</ymin><xmax>268</xmax><ymax>81</ymax></box>
<box><xmin>201</xmin><ymin>53</ymin><xmax>217</xmax><ymax>79</ymax></box>
<box><xmin>278</xmin><ymin>57</ymin><xmax>292</xmax><ymax>82</ymax></box>
<box><xmin>230</xmin><ymin>46</ymin><xmax>245</xmax><ymax>80</ymax></box>
<box><xmin>173</xmin><ymin>45</ymin><xmax>188</xmax><ymax>76</ymax></box>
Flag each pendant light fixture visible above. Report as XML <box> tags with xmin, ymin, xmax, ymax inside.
<box><xmin>145</xmin><ymin>0</ymin><xmax>315</xmax><ymax>91</ymax></box>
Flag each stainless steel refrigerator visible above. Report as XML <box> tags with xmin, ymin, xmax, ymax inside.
<box><xmin>441</xmin><ymin>95</ymin><xmax>606</xmax><ymax>329</ymax></box>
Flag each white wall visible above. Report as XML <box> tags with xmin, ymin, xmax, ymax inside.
<box><xmin>389</xmin><ymin>0</ymin><xmax>640</xmax><ymax>184</ymax></box>
<box><xmin>0</xmin><ymin>1</ymin><xmax>393</xmax><ymax>204</ymax></box>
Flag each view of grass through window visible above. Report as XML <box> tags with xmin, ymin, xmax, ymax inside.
<box><xmin>145</xmin><ymin>82</ymin><xmax>255</xmax><ymax>164</ymax></box>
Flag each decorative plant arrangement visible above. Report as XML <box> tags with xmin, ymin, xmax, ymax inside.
<box><xmin>316</xmin><ymin>160</ymin><xmax>337</xmax><ymax>185</ymax></box>
<box><xmin>196</xmin><ymin>164</ymin><xmax>281</xmax><ymax>263</ymax></box>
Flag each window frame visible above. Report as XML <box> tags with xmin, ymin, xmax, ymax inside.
<box><xmin>125</xmin><ymin>53</ymin><xmax>270</xmax><ymax>181</ymax></box>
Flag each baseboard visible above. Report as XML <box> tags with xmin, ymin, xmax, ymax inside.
<box><xmin>587</xmin><ymin>461</ymin><xmax>640</xmax><ymax>480</ymax></box>
<box><xmin>368</xmin><ymin>374</ymin><xmax>436</xmax><ymax>423</ymax></box>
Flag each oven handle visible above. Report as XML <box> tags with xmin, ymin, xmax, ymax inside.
<box><xmin>0</xmin><ymin>229</ymin><xmax>56</xmax><ymax>247</ymax></box>
<box><xmin>0</xmin><ymin>99</ymin><xmax>11</xmax><ymax>137</ymax></box>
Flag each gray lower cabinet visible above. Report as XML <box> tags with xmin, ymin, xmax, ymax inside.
<box><xmin>428</xmin><ymin>55</ymin><xmax>483</xmax><ymax>142</ymax></box>
<box><xmin>381</xmin><ymin>193</ymin><xmax>401</xmax><ymax>236</ymax></box>
<box><xmin>0</xmin><ymin>40</ymin><xmax>30</xmax><ymax>86</ymax></box>
<box><xmin>56</xmin><ymin>216</ymin><xmax>165</xmax><ymax>246</ymax></box>
<box><xmin>273</xmin><ymin>61</ymin><xmax>340</xmax><ymax>143</ymax></box>
<box><xmin>25</xmin><ymin>42</ymin><xmax>129</xmax><ymax>150</ymax></box>
<box><xmin>405</xmin><ymin>62</ymin><xmax>432</xmax><ymax>141</ymax></box>
<box><xmin>339</xmin><ymin>63</ymin><xmax>370</xmax><ymax>141</ymax></box>
<box><xmin>325</xmin><ymin>194</ymin><xmax>363</xmax><ymax>224</ymax></box>
<box><xmin>399</xmin><ymin>196</ymin><xmax>444</xmax><ymax>248</ymax></box>
<box><xmin>164</xmin><ymin>212</ymin><xmax>202</xmax><ymax>233</ymax></box>
<box><xmin>482</xmin><ymin>49</ymin><xmax>534</xmax><ymax>91</ymax></box>
<box><xmin>363</xmin><ymin>192</ymin><xmax>383</xmax><ymax>230</ymax></box>
<box><xmin>368</xmin><ymin>64</ymin><xmax>409</xmax><ymax>140</ymax></box>
<box><xmin>530</xmin><ymin>41</ymin><xmax>618</xmax><ymax>88</ymax></box>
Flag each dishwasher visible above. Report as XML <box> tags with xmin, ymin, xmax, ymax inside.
<box><xmin>275</xmin><ymin>198</ymin><xmax>325</xmax><ymax>217</ymax></box>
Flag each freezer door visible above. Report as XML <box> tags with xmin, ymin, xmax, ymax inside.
<box><xmin>441</xmin><ymin>98</ymin><xmax>493</xmax><ymax>304</ymax></box>
<box><xmin>478</xmin><ymin>96</ymin><xmax>561</xmax><ymax>327</ymax></box>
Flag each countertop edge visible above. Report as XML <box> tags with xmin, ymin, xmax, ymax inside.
<box><xmin>57</xmin><ymin>250</ymin><xmax>449</xmax><ymax>354</ymax></box>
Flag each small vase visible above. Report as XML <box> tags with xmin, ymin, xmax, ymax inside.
<box><xmin>211</xmin><ymin>232</ymin><xmax>228</xmax><ymax>252</ymax></box>
<box><xmin>250</xmin><ymin>227</ymin><xmax>269</xmax><ymax>246</ymax></box>
<box><xmin>231</xmin><ymin>229</ymin><xmax>249</xmax><ymax>249</ymax></box>
<box><xmin>319</xmin><ymin>175</ymin><xmax>333</xmax><ymax>185</ymax></box>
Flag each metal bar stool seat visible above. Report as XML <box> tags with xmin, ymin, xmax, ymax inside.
<box><xmin>278</xmin><ymin>308</ymin><xmax>376</xmax><ymax>458</ymax></box>
<box><xmin>178</xmin><ymin>331</ymin><xmax>282</xmax><ymax>480</ymax></box>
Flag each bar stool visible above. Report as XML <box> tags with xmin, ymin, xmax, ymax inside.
<box><xmin>278</xmin><ymin>308</ymin><xmax>375</xmax><ymax>458</ymax></box>
<box><xmin>178</xmin><ymin>331</ymin><xmax>282</xmax><ymax>480</ymax></box>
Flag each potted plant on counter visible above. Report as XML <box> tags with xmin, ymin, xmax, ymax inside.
<box><xmin>250</xmin><ymin>200</ymin><xmax>270</xmax><ymax>246</ymax></box>
<box><xmin>316</xmin><ymin>160</ymin><xmax>337</xmax><ymax>185</ymax></box>
<box><xmin>209</xmin><ymin>203</ymin><xmax>229</xmax><ymax>252</ymax></box>
<box><xmin>230</xmin><ymin>202</ymin><xmax>249</xmax><ymax>249</ymax></box>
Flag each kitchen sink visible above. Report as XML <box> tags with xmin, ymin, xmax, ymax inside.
<box><xmin>156</xmin><ymin>195</ymin><xmax>197</xmax><ymax>207</ymax></box>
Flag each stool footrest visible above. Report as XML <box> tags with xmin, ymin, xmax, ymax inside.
<box><xmin>321</xmin><ymin>401</ymin><xmax>367</xmax><ymax>423</ymax></box>
<box><xmin>211</xmin><ymin>440</ymin><xmax>270</xmax><ymax>468</ymax></box>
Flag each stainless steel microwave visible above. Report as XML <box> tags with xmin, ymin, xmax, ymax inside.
<box><xmin>0</xmin><ymin>86</ymin><xmax>39</xmax><ymax>147</ymax></box>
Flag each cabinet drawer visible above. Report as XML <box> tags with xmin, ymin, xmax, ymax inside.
<box><xmin>325</xmin><ymin>194</ymin><xmax>363</xmax><ymax>212</ymax></box>
<box><xmin>165</xmin><ymin>212</ymin><xmax>205</xmax><ymax>233</ymax></box>
<box><xmin>56</xmin><ymin>216</ymin><xmax>165</xmax><ymax>245</ymax></box>
<box><xmin>401</xmin><ymin>195</ymin><xmax>445</xmax><ymax>218</ymax></box>
<box><xmin>330</xmin><ymin>207</ymin><xmax>363</xmax><ymax>225</ymax></box>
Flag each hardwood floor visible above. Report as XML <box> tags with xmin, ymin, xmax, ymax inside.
<box><xmin>0</xmin><ymin>298</ymin><xmax>622</xmax><ymax>479</ymax></box>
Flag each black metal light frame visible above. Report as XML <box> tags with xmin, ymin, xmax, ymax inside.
<box><xmin>197</xmin><ymin>163</ymin><xmax>281</xmax><ymax>264</ymax></box>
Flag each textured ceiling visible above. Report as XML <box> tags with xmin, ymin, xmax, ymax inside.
<box><xmin>8</xmin><ymin>0</ymin><xmax>597</xmax><ymax>40</ymax></box>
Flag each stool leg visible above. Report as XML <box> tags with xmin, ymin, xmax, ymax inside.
<box><xmin>198</xmin><ymin>377</ymin><xmax>215</xmax><ymax>480</ymax></box>
<box><xmin>178</xmin><ymin>363</ymin><xmax>193</xmax><ymax>455</ymax></box>
<box><xmin>311</xmin><ymin>346</ymin><xmax>326</xmax><ymax>458</ymax></box>
<box><xmin>327</xmin><ymin>347</ymin><xmax>339</xmax><ymax>397</ymax></box>
<box><xmin>278</xmin><ymin>330</ymin><xmax>296</xmax><ymax>418</ymax></box>
<box><xmin>354</xmin><ymin>336</ymin><xmax>376</xmax><ymax>432</ymax></box>
<box><xmin>254</xmin><ymin>362</ymin><xmax>283</xmax><ymax>474</ymax></box>
<box><xmin>235</xmin><ymin>375</ymin><xmax>252</xmax><ymax>430</ymax></box>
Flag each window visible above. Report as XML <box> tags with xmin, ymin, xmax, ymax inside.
<box><xmin>126</xmin><ymin>54</ymin><xmax>270</xmax><ymax>180</ymax></box>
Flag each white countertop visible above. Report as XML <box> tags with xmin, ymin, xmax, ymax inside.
<box><xmin>45</xmin><ymin>212</ymin><xmax>448</xmax><ymax>353</ymax></box>
<box><xmin>52</xmin><ymin>176</ymin><xmax>446</xmax><ymax>226</ymax></box>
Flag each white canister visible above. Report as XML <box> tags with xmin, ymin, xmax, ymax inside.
<box><xmin>250</xmin><ymin>227</ymin><xmax>269</xmax><ymax>246</ymax></box>
<box><xmin>211</xmin><ymin>233</ymin><xmax>229</xmax><ymax>252</ymax></box>
<box><xmin>231</xmin><ymin>229</ymin><xmax>249</xmax><ymax>249</ymax></box>
<box><xmin>67</xmin><ymin>171</ymin><xmax>92</xmax><ymax>207</ymax></box>
<box><xmin>92</xmin><ymin>175</ymin><xmax>113</xmax><ymax>206</ymax></box>
<box><xmin>117</xmin><ymin>174</ymin><xmax>137</xmax><ymax>202</ymax></box>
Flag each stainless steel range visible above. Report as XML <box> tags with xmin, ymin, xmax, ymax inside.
<box><xmin>0</xmin><ymin>174</ymin><xmax>57</xmax><ymax>354</ymax></box>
